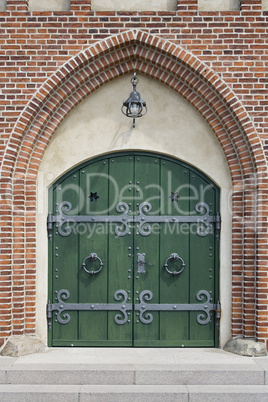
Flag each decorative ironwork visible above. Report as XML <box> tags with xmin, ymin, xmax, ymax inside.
<box><xmin>89</xmin><ymin>192</ymin><xmax>99</xmax><ymax>202</ymax></box>
<box><xmin>47</xmin><ymin>289</ymin><xmax>221</xmax><ymax>329</ymax></box>
<box><xmin>82</xmin><ymin>252</ymin><xmax>103</xmax><ymax>275</ymax></box>
<box><xmin>47</xmin><ymin>289</ymin><xmax>132</xmax><ymax>329</ymax></box>
<box><xmin>169</xmin><ymin>192</ymin><xmax>180</xmax><ymax>202</ymax></box>
<box><xmin>134</xmin><ymin>290</ymin><xmax>218</xmax><ymax>325</ymax></box>
<box><xmin>164</xmin><ymin>253</ymin><xmax>185</xmax><ymax>275</ymax></box>
<box><xmin>47</xmin><ymin>201</ymin><xmax>221</xmax><ymax>240</ymax></box>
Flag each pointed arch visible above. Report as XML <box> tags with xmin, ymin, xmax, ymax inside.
<box><xmin>0</xmin><ymin>30</ymin><xmax>267</xmax><ymax>343</ymax></box>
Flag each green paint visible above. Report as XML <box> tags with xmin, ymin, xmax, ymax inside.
<box><xmin>48</xmin><ymin>152</ymin><xmax>220</xmax><ymax>347</ymax></box>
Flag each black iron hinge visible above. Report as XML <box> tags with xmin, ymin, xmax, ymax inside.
<box><xmin>47</xmin><ymin>213</ymin><xmax>57</xmax><ymax>242</ymax></box>
<box><xmin>47</xmin><ymin>301</ymin><xmax>53</xmax><ymax>330</ymax></box>
<box><xmin>215</xmin><ymin>212</ymin><xmax>221</xmax><ymax>241</ymax></box>
<box><xmin>214</xmin><ymin>300</ymin><xmax>221</xmax><ymax>329</ymax></box>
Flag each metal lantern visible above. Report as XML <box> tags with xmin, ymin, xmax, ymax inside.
<box><xmin>121</xmin><ymin>72</ymin><xmax>147</xmax><ymax>128</ymax></box>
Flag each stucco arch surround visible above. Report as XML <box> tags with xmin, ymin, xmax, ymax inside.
<box><xmin>1</xmin><ymin>30</ymin><xmax>267</xmax><ymax>345</ymax></box>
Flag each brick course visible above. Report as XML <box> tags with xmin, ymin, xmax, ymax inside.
<box><xmin>0</xmin><ymin>0</ymin><xmax>268</xmax><ymax>347</ymax></box>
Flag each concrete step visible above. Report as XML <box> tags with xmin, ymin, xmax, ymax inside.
<box><xmin>0</xmin><ymin>363</ymin><xmax>266</xmax><ymax>385</ymax></box>
<box><xmin>1</xmin><ymin>384</ymin><xmax>268</xmax><ymax>402</ymax></box>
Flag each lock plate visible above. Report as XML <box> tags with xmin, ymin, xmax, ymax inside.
<box><xmin>137</xmin><ymin>253</ymin><xmax>146</xmax><ymax>274</ymax></box>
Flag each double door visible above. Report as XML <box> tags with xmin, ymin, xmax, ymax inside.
<box><xmin>47</xmin><ymin>153</ymin><xmax>220</xmax><ymax>347</ymax></box>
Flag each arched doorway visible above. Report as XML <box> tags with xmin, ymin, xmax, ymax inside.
<box><xmin>47</xmin><ymin>152</ymin><xmax>220</xmax><ymax>347</ymax></box>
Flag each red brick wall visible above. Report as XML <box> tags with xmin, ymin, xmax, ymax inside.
<box><xmin>0</xmin><ymin>0</ymin><xmax>268</xmax><ymax>347</ymax></box>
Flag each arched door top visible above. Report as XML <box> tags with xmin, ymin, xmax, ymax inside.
<box><xmin>47</xmin><ymin>151</ymin><xmax>220</xmax><ymax>347</ymax></box>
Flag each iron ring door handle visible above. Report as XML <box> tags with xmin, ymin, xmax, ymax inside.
<box><xmin>164</xmin><ymin>253</ymin><xmax>185</xmax><ymax>275</ymax></box>
<box><xmin>82</xmin><ymin>253</ymin><xmax>103</xmax><ymax>275</ymax></box>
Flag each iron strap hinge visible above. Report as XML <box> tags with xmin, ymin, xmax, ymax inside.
<box><xmin>214</xmin><ymin>212</ymin><xmax>221</xmax><ymax>241</ymax></box>
<box><xmin>47</xmin><ymin>201</ymin><xmax>221</xmax><ymax>240</ymax></box>
<box><xmin>47</xmin><ymin>301</ymin><xmax>53</xmax><ymax>330</ymax></box>
<box><xmin>214</xmin><ymin>300</ymin><xmax>221</xmax><ymax>329</ymax></box>
<box><xmin>46</xmin><ymin>289</ymin><xmax>221</xmax><ymax>329</ymax></box>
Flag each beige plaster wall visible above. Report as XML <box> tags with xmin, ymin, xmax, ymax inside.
<box><xmin>0</xmin><ymin>0</ymin><xmax>6</xmax><ymax>11</ymax></box>
<box><xmin>29</xmin><ymin>0</ymin><xmax>70</xmax><ymax>11</ymax></box>
<box><xmin>263</xmin><ymin>0</ymin><xmax>268</xmax><ymax>10</ymax></box>
<box><xmin>91</xmin><ymin>0</ymin><xmax>177</xmax><ymax>12</ymax></box>
<box><xmin>37</xmin><ymin>74</ymin><xmax>232</xmax><ymax>347</ymax></box>
<box><xmin>198</xmin><ymin>0</ymin><xmax>240</xmax><ymax>11</ymax></box>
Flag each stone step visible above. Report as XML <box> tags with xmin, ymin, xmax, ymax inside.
<box><xmin>0</xmin><ymin>363</ymin><xmax>265</xmax><ymax>385</ymax></box>
<box><xmin>1</xmin><ymin>384</ymin><xmax>268</xmax><ymax>402</ymax></box>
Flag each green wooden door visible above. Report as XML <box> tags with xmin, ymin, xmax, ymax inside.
<box><xmin>48</xmin><ymin>152</ymin><xmax>220</xmax><ymax>347</ymax></box>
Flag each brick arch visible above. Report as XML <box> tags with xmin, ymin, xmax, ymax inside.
<box><xmin>1</xmin><ymin>30</ymin><xmax>267</xmax><ymax>345</ymax></box>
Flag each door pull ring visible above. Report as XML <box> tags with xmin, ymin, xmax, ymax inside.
<box><xmin>82</xmin><ymin>253</ymin><xmax>103</xmax><ymax>275</ymax></box>
<box><xmin>164</xmin><ymin>253</ymin><xmax>185</xmax><ymax>275</ymax></box>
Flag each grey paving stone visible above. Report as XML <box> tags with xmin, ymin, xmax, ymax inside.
<box><xmin>80</xmin><ymin>385</ymin><xmax>188</xmax><ymax>402</ymax></box>
<box><xmin>6</xmin><ymin>365</ymin><xmax>135</xmax><ymax>385</ymax></box>
<box><xmin>253</xmin><ymin>358</ymin><xmax>268</xmax><ymax>385</ymax></box>
<box><xmin>188</xmin><ymin>385</ymin><xmax>268</xmax><ymax>402</ymax></box>
<box><xmin>135</xmin><ymin>364</ymin><xmax>264</xmax><ymax>385</ymax></box>
<box><xmin>0</xmin><ymin>384</ymin><xmax>80</xmax><ymax>402</ymax></box>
